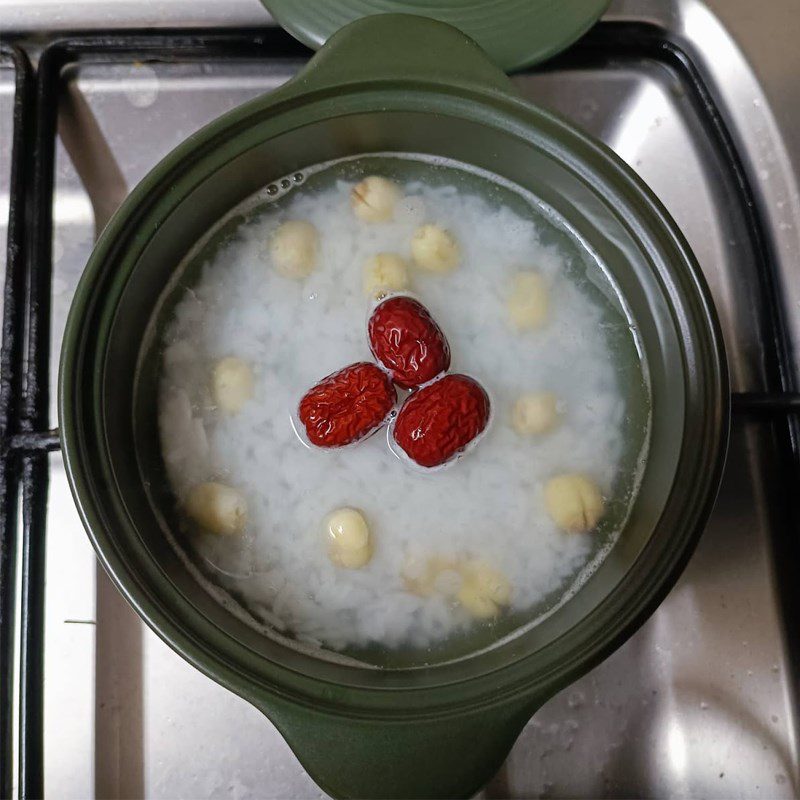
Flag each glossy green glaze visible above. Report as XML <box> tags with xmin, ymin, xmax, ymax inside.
<box><xmin>262</xmin><ymin>0</ymin><xmax>610</xmax><ymax>72</ymax></box>
<box><xmin>58</xmin><ymin>15</ymin><xmax>728</xmax><ymax>800</ymax></box>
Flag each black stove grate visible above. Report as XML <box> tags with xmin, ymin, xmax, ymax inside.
<box><xmin>0</xmin><ymin>24</ymin><xmax>798</xmax><ymax>800</ymax></box>
<box><xmin>1</xmin><ymin>41</ymin><xmax>36</xmax><ymax>800</ymax></box>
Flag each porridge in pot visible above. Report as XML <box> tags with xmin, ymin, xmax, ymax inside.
<box><xmin>156</xmin><ymin>155</ymin><xmax>650</xmax><ymax>654</ymax></box>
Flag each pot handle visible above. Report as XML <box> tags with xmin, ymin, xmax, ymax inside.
<box><xmin>258</xmin><ymin>692</ymin><xmax>539</xmax><ymax>799</ymax></box>
<box><xmin>279</xmin><ymin>13</ymin><xmax>517</xmax><ymax>98</ymax></box>
<box><xmin>250</xmin><ymin>13</ymin><xmax>530</xmax><ymax>800</ymax></box>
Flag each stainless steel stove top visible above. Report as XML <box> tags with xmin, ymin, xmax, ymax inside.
<box><xmin>2</xmin><ymin>1</ymin><xmax>799</xmax><ymax>797</ymax></box>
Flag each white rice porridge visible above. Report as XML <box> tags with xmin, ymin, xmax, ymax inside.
<box><xmin>158</xmin><ymin>158</ymin><xmax>648</xmax><ymax>653</ymax></box>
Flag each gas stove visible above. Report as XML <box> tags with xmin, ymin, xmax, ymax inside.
<box><xmin>1</xmin><ymin>1</ymin><xmax>799</xmax><ymax>797</ymax></box>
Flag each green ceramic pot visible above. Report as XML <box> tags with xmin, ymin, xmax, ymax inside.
<box><xmin>59</xmin><ymin>15</ymin><xmax>728</xmax><ymax>799</ymax></box>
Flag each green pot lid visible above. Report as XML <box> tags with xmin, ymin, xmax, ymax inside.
<box><xmin>261</xmin><ymin>0</ymin><xmax>610</xmax><ymax>72</ymax></box>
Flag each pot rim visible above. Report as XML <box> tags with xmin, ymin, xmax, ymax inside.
<box><xmin>59</xmin><ymin>75</ymin><xmax>729</xmax><ymax>718</ymax></box>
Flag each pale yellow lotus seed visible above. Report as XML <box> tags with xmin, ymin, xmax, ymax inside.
<box><xmin>270</xmin><ymin>220</ymin><xmax>318</xmax><ymax>278</ymax></box>
<box><xmin>401</xmin><ymin>555</ymin><xmax>435</xmax><ymax>596</ymax></box>
<box><xmin>211</xmin><ymin>356</ymin><xmax>254</xmax><ymax>414</ymax></box>
<box><xmin>457</xmin><ymin>560</ymin><xmax>512</xmax><ymax>619</ymax></box>
<box><xmin>461</xmin><ymin>560</ymin><xmax>512</xmax><ymax>606</ymax></box>
<box><xmin>457</xmin><ymin>584</ymin><xmax>500</xmax><ymax>620</ymax></box>
<box><xmin>507</xmin><ymin>271</ymin><xmax>548</xmax><ymax>330</ymax></box>
<box><xmin>185</xmin><ymin>482</ymin><xmax>247</xmax><ymax>536</ymax></box>
<box><xmin>544</xmin><ymin>474</ymin><xmax>605</xmax><ymax>533</ymax></box>
<box><xmin>326</xmin><ymin>507</ymin><xmax>373</xmax><ymax>569</ymax></box>
<box><xmin>401</xmin><ymin>555</ymin><xmax>458</xmax><ymax>597</ymax></box>
<box><xmin>351</xmin><ymin>176</ymin><xmax>402</xmax><ymax>223</ymax></box>
<box><xmin>432</xmin><ymin>567</ymin><xmax>464</xmax><ymax>598</ymax></box>
<box><xmin>411</xmin><ymin>224</ymin><xmax>460</xmax><ymax>273</ymax></box>
<box><xmin>511</xmin><ymin>392</ymin><xmax>560</xmax><ymax>435</ymax></box>
<box><xmin>362</xmin><ymin>253</ymin><xmax>410</xmax><ymax>298</ymax></box>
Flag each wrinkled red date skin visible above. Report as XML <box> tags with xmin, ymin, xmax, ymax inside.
<box><xmin>299</xmin><ymin>362</ymin><xmax>396</xmax><ymax>448</ymax></box>
<box><xmin>393</xmin><ymin>374</ymin><xmax>490</xmax><ymax>468</ymax></box>
<box><xmin>368</xmin><ymin>296</ymin><xmax>451</xmax><ymax>389</ymax></box>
